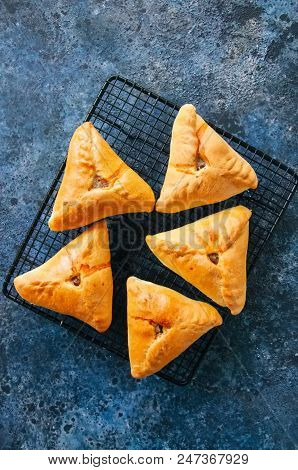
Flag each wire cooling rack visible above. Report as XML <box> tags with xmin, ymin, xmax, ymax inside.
<box><xmin>3</xmin><ymin>76</ymin><xmax>297</xmax><ymax>385</ymax></box>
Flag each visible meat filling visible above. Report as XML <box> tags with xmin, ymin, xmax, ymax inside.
<box><xmin>154</xmin><ymin>324</ymin><xmax>163</xmax><ymax>336</ymax></box>
<box><xmin>197</xmin><ymin>157</ymin><xmax>206</xmax><ymax>171</ymax></box>
<box><xmin>92</xmin><ymin>175</ymin><xmax>109</xmax><ymax>189</ymax></box>
<box><xmin>149</xmin><ymin>321</ymin><xmax>164</xmax><ymax>337</ymax></box>
<box><xmin>70</xmin><ymin>274</ymin><xmax>81</xmax><ymax>286</ymax></box>
<box><xmin>208</xmin><ymin>253</ymin><xmax>219</xmax><ymax>265</ymax></box>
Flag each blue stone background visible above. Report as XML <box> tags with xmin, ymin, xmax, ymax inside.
<box><xmin>0</xmin><ymin>0</ymin><xmax>297</xmax><ymax>450</ymax></box>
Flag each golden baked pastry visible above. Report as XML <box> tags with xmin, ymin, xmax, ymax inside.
<box><xmin>48</xmin><ymin>122</ymin><xmax>155</xmax><ymax>231</ymax></box>
<box><xmin>14</xmin><ymin>221</ymin><xmax>113</xmax><ymax>332</ymax></box>
<box><xmin>146</xmin><ymin>205</ymin><xmax>251</xmax><ymax>315</ymax></box>
<box><xmin>127</xmin><ymin>277</ymin><xmax>222</xmax><ymax>378</ymax></box>
<box><xmin>156</xmin><ymin>104</ymin><xmax>258</xmax><ymax>212</ymax></box>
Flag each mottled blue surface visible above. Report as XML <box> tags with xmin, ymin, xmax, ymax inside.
<box><xmin>0</xmin><ymin>0</ymin><xmax>297</xmax><ymax>450</ymax></box>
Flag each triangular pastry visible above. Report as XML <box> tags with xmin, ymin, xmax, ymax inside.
<box><xmin>14</xmin><ymin>221</ymin><xmax>113</xmax><ymax>332</ymax></box>
<box><xmin>49</xmin><ymin>122</ymin><xmax>155</xmax><ymax>231</ymax></box>
<box><xmin>146</xmin><ymin>206</ymin><xmax>251</xmax><ymax>315</ymax></box>
<box><xmin>156</xmin><ymin>104</ymin><xmax>258</xmax><ymax>213</ymax></box>
<box><xmin>127</xmin><ymin>276</ymin><xmax>222</xmax><ymax>378</ymax></box>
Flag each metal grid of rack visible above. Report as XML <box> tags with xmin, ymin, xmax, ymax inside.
<box><xmin>3</xmin><ymin>76</ymin><xmax>297</xmax><ymax>385</ymax></box>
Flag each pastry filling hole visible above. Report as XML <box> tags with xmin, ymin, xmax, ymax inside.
<box><xmin>154</xmin><ymin>324</ymin><xmax>163</xmax><ymax>336</ymax></box>
<box><xmin>208</xmin><ymin>253</ymin><xmax>219</xmax><ymax>265</ymax></box>
<box><xmin>91</xmin><ymin>175</ymin><xmax>109</xmax><ymax>189</ymax></box>
<box><xmin>150</xmin><ymin>321</ymin><xmax>164</xmax><ymax>337</ymax></box>
<box><xmin>70</xmin><ymin>274</ymin><xmax>81</xmax><ymax>286</ymax></box>
<box><xmin>197</xmin><ymin>157</ymin><xmax>206</xmax><ymax>171</ymax></box>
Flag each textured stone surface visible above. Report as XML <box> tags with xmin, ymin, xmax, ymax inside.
<box><xmin>0</xmin><ymin>0</ymin><xmax>297</xmax><ymax>450</ymax></box>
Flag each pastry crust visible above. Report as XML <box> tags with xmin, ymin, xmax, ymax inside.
<box><xmin>48</xmin><ymin>122</ymin><xmax>155</xmax><ymax>231</ymax></box>
<box><xmin>156</xmin><ymin>104</ymin><xmax>258</xmax><ymax>213</ymax></box>
<box><xmin>146</xmin><ymin>205</ymin><xmax>251</xmax><ymax>315</ymax></box>
<box><xmin>14</xmin><ymin>221</ymin><xmax>113</xmax><ymax>332</ymax></box>
<box><xmin>127</xmin><ymin>277</ymin><xmax>222</xmax><ymax>378</ymax></box>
